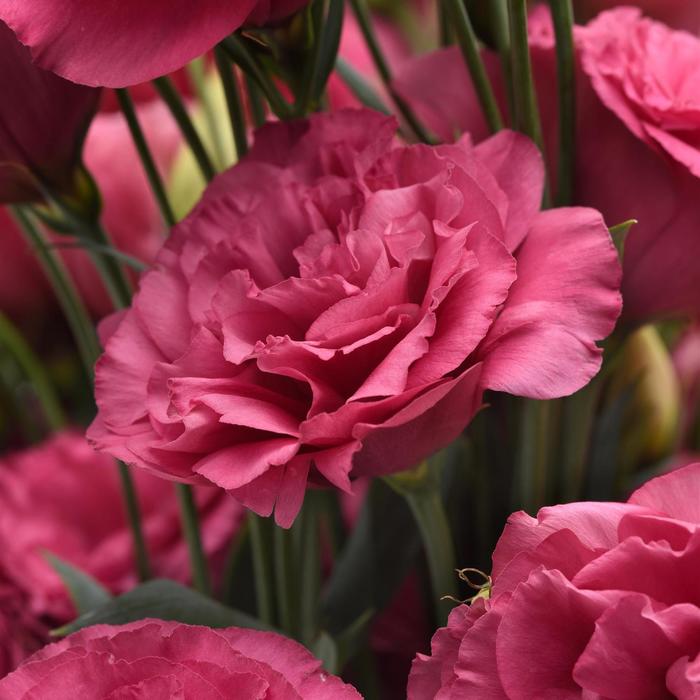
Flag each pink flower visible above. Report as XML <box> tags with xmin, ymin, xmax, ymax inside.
<box><xmin>572</xmin><ymin>0</ymin><xmax>700</xmax><ymax>32</ymax></box>
<box><xmin>409</xmin><ymin>462</ymin><xmax>700</xmax><ymax>698</ymax></box>
<box><xmin>0</xmin><ymin>431</ymin><xmax>243</xmax><ymax>622</ymax></box>
<box><xmin>0</xmin><ymin>1</ymin><xmax>309</xmax><ymax>88</ymax></box>
<box><xmin>0</xmin><ymin>21</ymin><xmax>99</xmax><ymax>203</ymax></box>
<box><xmin>89</xmin><ymin>108</ymin><xmax>621</xmax><ymax>527</ymax></box>
<box><xmin>0</xmin><ymin>619</ymin><xmax>361</xmax><ymax>698</ymax></box>
<box><xmin>0</xmin><ymin>574</ymin><xmax>47</xmax><ymax>679</ymax></box>
<box><xmin>395</xmin><ymin>8</ymin><xmax>700</xmax><ymax>320</ymax></box>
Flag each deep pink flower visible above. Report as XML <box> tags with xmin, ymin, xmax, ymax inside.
<box><xmin>409</xmin><ymin>462</ymin><xmax>700</xmax><ymax>698</ymax></box>
<box><xmin>572</xmin><ymin>0</ymin><xmax>700</xmax><ymax>32</ymax></box>
<box><xmin>0</xmin><ymin>1</ymin><xmax>309</xmax><ymax>88</ymax></box>
<box><xmin>89</xmin><ymin>109</ymin><xmax>620</xmax><ymax>527</ymax></box>
<box><xmin>0</xmin><ymin>431</ymin><xmax>243</xmax><ymax>622</ymax></box>
<box><xmin>0</xmin><ymin>21</ymin><xmax>99</xmax><ymax>203</ymax></box>
<box><xmin>0</xmin><ymin>619</ymin><xmax>361</xmax><ymax>699</ymax></box>
<box><xmin>395</xmin><ymin>8</ymin><xmax>700</xmax><ymax>320</ymax></box>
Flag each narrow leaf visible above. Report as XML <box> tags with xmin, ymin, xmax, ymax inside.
<box><xmin>44</xmin><ymin>553</ymin><xmax>111</xmax><ymax>616</ymax></box>
<box><xmin>53</xmin><ymin>579</ymin><xmax>272</xmax><ymax>637</ymax></box>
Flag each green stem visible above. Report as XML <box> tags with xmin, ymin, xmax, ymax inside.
<box><xmin>507</xmin><ymin>0</ymin><xmax>544</xmax><ymax>150</ymax></box>
<box><xmin>153</xmin><ymin>76</ymin><xmax>216</xmax><ymax>182</ymax></box>
<box><xmin>245</xmin><ymin>75</ymin><xmax>267</xmax><ymax>128</ymax></box>
<box><xmin>10</xmin><ymin>206</ymin><xmax>99</xmax><ymax>373</ymax></box>
<box><xmin>490</xmin><ymin>0</ymin><xmax>515</xmax><ymax>120</ymax></box>
<box><xmin>548</xmin><ymin>0</ymin><xmax>576</xmax><ymax>206</ymax></box>
<box><xmin>446</xmin><ymin>0</ymin><xmax>504</xmax><ymax>133</ymax></box>
<box><xmin>299</xmin><ymin>495</ymin><xmax>320</xmax><ymax>645</ymax></box>
<box><xmin>249</xmin><ymin>514</ymin><xmax>275</xmax><ymax>625</ymax></box>
<box><xmin>214</xmin><ymin>47</ymin><xmax>249</xmax><ymax>159</ymax></box>
<box><xmin>118</xmin><ymin>465</ymin><xmax>152</xmax><ymax>582</ymax></box>
<box><xmin>115</xmin><ymin>89</ymin><xmax>176</xmax><ymax>228</ymax></box>
<box><xmin>187</xmin><ymin>57</ymin><xmax>227</xmax><ymax>170</ymax></box>
<box><xmin>12</xmin><ymin>206</ymin><xmax>152</xmax><ymax>582</ymax></box>
<box><xmin>347</xmin><ymin>0</ymin><xmax>433</xmax><ymax>143</ymax></box>
<box><xmin>176</xmin><ymin>484</ymin><xmax>211</xmax><ymax>595</ymax></box>
<box><xmin>274</xmin><ymin>525</ymin><xmax>297</xmax><ymax>635</ymax></box>
<box><xmin>438</xmin><ymin>0</ymin><xmax>453</xmax><ymax>46</ymax></box>
<box><xmin>220</xmin><ymin>36</ymin><xmax>294</xmax><ymax>120</ymax></box>
<box><xmin>82</xmin><ymin>221</ymin><xmax>133</xmax><ymax>309</ymax></box>
<box><xmin>385</xmin><ymin>465</ymin><xmax>458</xmax><ymax>626</ymax></box>
<box><xmin>0</xmin><ymin>312</ymin><xmax>65</xmax><ymax>431</ymax></box>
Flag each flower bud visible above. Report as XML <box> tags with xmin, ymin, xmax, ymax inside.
<box><xmin>0</xmin><ymin>22</ymin><xmax>100</xmax><ymax>205</ymax></box>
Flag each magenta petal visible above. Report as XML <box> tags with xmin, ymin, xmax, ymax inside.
<box><xmin>352</xmin><ymin>364</ymin><xmax>484</xmax><ymax>478</ymax></box>
<box><xmin>478</xmin><ymin>207</ymin><xmax>622</xmax><ymax>399</ymax></box>
<box><xmin>0</xmin><ymin>0</ymin><xmax>258</xmax><ymax>87</ymax></box>
<box><xmin>496</xmin><ymin>569</ymin><xmax>623</xmax><ymax>700</ymax></box>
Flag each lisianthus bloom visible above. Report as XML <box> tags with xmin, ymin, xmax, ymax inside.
<box><xmin>89</xmin><ymin>108</ymin><xmax>620</xmax><ymax>527</ymax></box>
<box><xmin>0</xmin><ymin>431</ymin><xmax>243</xmax><ymax>622</ymax></box>
<box><xmin>0</xmin><ymin>0</ymin><xmax>309</xmax><ymax>88</ymax></box>
<box><xmin>0</xmin><ymin>21</ymin><xmax>99</xmax><ymax>203</ymax></box>
<box><xmin>0</xmin><ymin>99</ymin><xmax>180</xmax><ymax>317</ymax></box>
<box><xmin>409</xmin><ymin>461</ymin><xmax>700</xmax><ymax>699</ymax></box>
<box><xmin>0</xmin><ymin>619</ymin><xmax>361</xmax><ymax>699</ymax></box>
<box><xmin>395</xmin><ymin>7</ymin><xmax>700</xmax><ymax>320</ymax></box>
<box><xmin>572</xmin><ymin>0</ymin><xmax>700</xmax><ymax>32</ymax></box>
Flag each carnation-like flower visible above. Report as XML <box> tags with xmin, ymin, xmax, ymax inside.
<box><xmin>395</xmin><ymin>8</ymin><xmax>700</xmax><ymax>320</ymax></box>
<box><xmin>409</xmin><ymin>461</ymin><xmax>700</xmax><ymax>698</ymax></box>
<box><xmin>572</xmin><ymin>0</ymin><xmax>700</xmax><ymax>31</ymax></box>
<box><xmin>0</xmin><ymin>21</ymin><xmax>99</xmax><ymax>203</ymax></box>
<box><xmin>0</xmin><ymin>0</ymin><xmax>309</xmax><ymax>88</ymax></box>
<box><xmin>0</xmin><ymin>619</ymin><xmax>361</xmax><ymax>698</ymax></box>
<box><xmin>0</xmin><ymin>432</ymin><xmax>243</xmax><ymax>622</ymax></box>
<box><xmin>89</xmin><ymin>108</ymin><xmax>621</xmax><ymax>527</ymax></box>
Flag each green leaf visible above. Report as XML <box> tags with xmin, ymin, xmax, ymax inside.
<box><xmin>44</xmin><ymin>553</ymin><xmax>111</xmax><ymax>616</ymax></box>
<box><xmin>53</xmin><ymin>579</ymin><xmax>273</xmax><ymax>637</ymax></box>
<box><xmin>321</xmin><ymin>480</ymin><xmax>419</xmax><ymax>638</ymax></box>
<box><xmin>335</xmin><ymin>57</ymin><xmax>392</xmax><ymax>115</ymax></box>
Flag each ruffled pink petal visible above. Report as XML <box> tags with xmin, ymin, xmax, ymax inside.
<box><xmin>574</xmin><ymin>596</ymin><xmax>700</xmax><ymax>700</ymax></box>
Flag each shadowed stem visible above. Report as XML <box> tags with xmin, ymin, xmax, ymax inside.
<box><xmin>115</xmin><ymin>88</ymin><xmax>176</xmax><ymax>228</ymax></box>
<box><xmin>348</xmin><ymin>0</ymin><xmax>433</xmax><ymax>143</ymax></box>
<box><xmin>548</xmin><ymin>0</ymin><xmax>576</xmax><ymax>205</ymax></box>
<box><xmin>154</xmin><ymin>75</ymin><xmax>216</xmax><ymax>182</ymax></box>
<box><xmin>11</xmin><ymin>207</ymin><xmax>152</xmax><ymax>581</ymax></box>
<box><xmin>177</xmin><ymin>484</ymin><xmax>211</xmax><ymax>595</ymax></box>
<box><xmin>446</xmin><ymin>0</ymin><xmax>504</xmax><ymax>133</ymax></box>
<box><xmin>0</xmin><ymin>311</ymin><xmax>65</xmax><ymax>431</ymax></box>
<box><xmin>214</xmin><ymin>47</ymin><xmax>249</xmax><ymax>159</ymax></box>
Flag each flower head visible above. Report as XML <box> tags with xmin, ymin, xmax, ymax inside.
<box><xmin>89</xmin><ymin>108</ymin><xmax>621</xmax><ymax>527</ymax></box>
